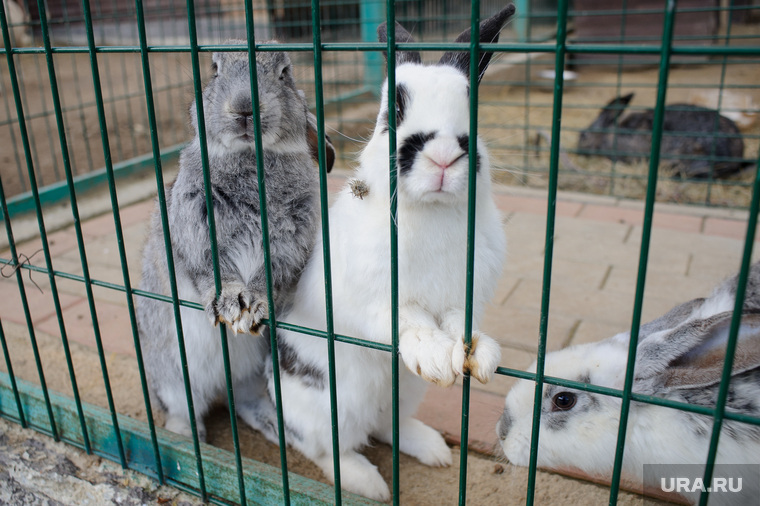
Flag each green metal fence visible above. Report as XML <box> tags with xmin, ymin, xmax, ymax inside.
<box><xmin>0</xmin><ymin>0</ymin><xmax>759</xmax><ymax>505</ymax></box>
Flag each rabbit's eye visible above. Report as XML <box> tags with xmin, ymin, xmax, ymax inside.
<box><xmin>211</xmin><ymin>62</ymin><xmax>218</xmax><ymax>77</ymax></box>
<box><xmin>551</xmin><ymin>392</ymin><xmax>576</xmax><ymax>411</ymax></box>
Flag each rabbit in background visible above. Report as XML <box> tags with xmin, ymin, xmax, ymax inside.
<box><xmin>498</xmin><ymin>263</ymin><xmax>760</xmax><ymax>505</ymax></box>
<box><xmin>577</xmin><ymin>93</ymin><xmax>752</xmax><ymax>179</ymax></box>
<box><xmin>136</xmin><ymin>41</ymin><xmax>334</xmax><ymax>442</ymax></box>
<box><xmin>257</xmin><ymin>5</ymin><xmax>514</xmax><ymax>501</ymax></box>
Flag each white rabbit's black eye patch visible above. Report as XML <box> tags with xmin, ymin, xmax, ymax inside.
<box><xmin>398</xmin><ymin>132</ymin><xmax>436</xmax><ymax>175</ymax></box>
<box><xmin>457</xmin><ymin>135</ymin><xmax>481</xmax><ymax>173</ymax></box>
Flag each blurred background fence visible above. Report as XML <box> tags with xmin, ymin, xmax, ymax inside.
<box><xmin>3</xmin><ymin>0</ymin><xmax>758</xmax><ymax>216</ymax></box>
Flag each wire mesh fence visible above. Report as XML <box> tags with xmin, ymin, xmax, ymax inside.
<box><xmin>0</xmin><ymin>0</ymin><xmax>759</xmax><ymax>505</ymax></box>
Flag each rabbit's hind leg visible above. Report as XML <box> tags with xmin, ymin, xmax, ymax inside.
<box><xmin>316</xmin><ymin>451</ymin><xmax>390</xmax><ymax>502</ymax></box>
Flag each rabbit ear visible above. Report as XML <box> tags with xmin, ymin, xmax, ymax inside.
<box><xmin>438</xmin><ymin>4</ymin><xmax>516</xmax><ymax>84</ymax></box>
<box><xmin>595</xmin><ymin>93</ymin><xmax>634</xmax><ymax>126</ymax></box>
<box><xmin>638</xmin><ymin>297</ymin><xmax>705</xmax><ymax>338</ymax></box>
<box><xmin>660</xmin><ymin>313</ymin><xmax>760</xmax><ymax>390</ymax></box>
<box><xmin>306</xmin><ymin>111</ymin><xmax>335</xmax><ymax>173</ymax></box>
<box><xmin>377</xmin><ymin>21</ymin><xmax>422</xmax><ymax>67</ymax></box>
<box><xmin>635</xmin><ymin>310</ymin><xmax>760</xmax><ymax>390</ymax></box>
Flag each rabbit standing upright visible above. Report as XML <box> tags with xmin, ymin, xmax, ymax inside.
<box><xmin>498</xmin><ymin>263</ymin><xmax>760</xmax><ymax>505</ymax></box>
<box><xmin>263</xmin><ymin>6</ymin><xmax>513</xmax><ymax>501</ymax></box>
<box><xmin>577</xmin><ymin>93</ymin><xmax>749</xmax><ymax>179</ymax></box>
<box><xmin>137</xmin><ymin>42</ymin><xmax>334</xmax><ymax>442</ymax></box>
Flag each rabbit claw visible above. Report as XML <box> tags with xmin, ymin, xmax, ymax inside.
<box><xmin>205</xmin><ymin>283</ymin><xmax>268</xmax><ymax>335</ymax></box>
<box><xmin>455</xmin><ymin>331</ymin><xmax>501</xmax><ymax>384</ymax></box>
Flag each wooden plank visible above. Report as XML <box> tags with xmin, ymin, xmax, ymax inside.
<box><xmin>0</xmin><ymin>374</ymin><xmax>379</xmax><ymax>505</ymax></box>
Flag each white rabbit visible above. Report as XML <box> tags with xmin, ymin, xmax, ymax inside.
<box><xmin>498</xmin><ymin>262</ymin><xmax>760</xmax><ymax>505</ymax></box>
<box><xmin>263</xmin><ymin>5</ymin><xmax>515</xmax><ymax>501</ymax></box>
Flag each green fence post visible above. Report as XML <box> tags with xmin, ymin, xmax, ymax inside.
<box><xmin>609</xmin><ymin>1</ymin><xmax>678</xmax><ymax>503</ymax></box>
<box><xmin>524</xmin><ymin>0</ymin><xmax>569</xmax><ymax>503</ymax></box>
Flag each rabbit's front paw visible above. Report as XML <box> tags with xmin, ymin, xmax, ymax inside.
<box><xmin>399</xmin><ymin>327</ymin><xmax>457</xmax><ymax>387</ymax></box>
<box><xmin>205</xmin><ymin>283</ymin><xmax>268</xmax><ymax>334</ymax></box>
<box><xmin>452</xmin><ymin>331</ymin><xmax>501</xmax><ymax>384</ymax></box>
<box><xmin>233</xmin><ymin>295</ymin><xmax>268</xmax><ymax>335</ymax></box>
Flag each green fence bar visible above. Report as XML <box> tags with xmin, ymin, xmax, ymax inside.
<box><xmin>384</xmin><ymin>2</ymin><xmax>401</xmax><ymax>503</ymax></box>
<box><xmin>524</xmin><ymin>1</ymin><xmax>568</xmax><ymax>503</ymax></box>
<box><xmin>609</xmin><ymin>1</ymin><xmax>678</xmax><ymax>503</ymax></box>
<box><xmin>458</xmin><ymin>1</ymin><xmax>482</xmax><ymax>503</ymax></box>
<box><xmin>697</xmin><ymin>166</ymin><xmax>760</xmax><ymax>506</ymax></box>
<box><xmin>130</xmin><ymin>0</ymin><xmax>175</xmax><ymax>484</ymax></box>
<box><xmin>309</xmin><ymin>1</ymin><xmax>343</xmax><ymax>504</ymax></box>
<box><xmin>241</xmin><ymin>3</ymin><xmax>292</xmax><ymax>503</ymax></box>
<box><xmin>0</xmin><ymin>0</ymin><xmax>60</xmax><ymax>443</ymax></box>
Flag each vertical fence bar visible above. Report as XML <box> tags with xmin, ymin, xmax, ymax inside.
<box><xmin>74</xmin><ymin>0</ymin><xmax>141</xmax><ymax>468</ymax></box>
<box><xmin>384</xmin><ymin>2</ymin><xmax>401</xmax><ymax>503</ymax></box>
<box><xmin>309</xmin><ymin>2</ymin><xmax>343</xmax><ymax>504</ymax></box>
<box><xmin>0</xmin><ymin>0</ymin><xmax>59</xmax><ymax>442</ymax></box>
<box><xmin>696</xmin><ymin>172</ymin><xmax>760</xmax><ymax>505</ymax></box>
<box><xmin>241</xmin><ymin>7</ymin><xmax>291</xmax><ymax>505</ymax></box>
<box><xmin>186</xmin><ymin>3</ymin><xmax>247</xmax><ymax>502</ymax></box>
<box><xmin>458</xmin><ymin>1</ymin><xmax>481</xmax><ymax>504</ymax></box>
<box><xmin>0</xmin><ymin>320</ymin><xmax>25</xmax><ymax>424</ymax></box>
<box><xmin>130</xmin><ymin>0</ymin><xmax>174</xmax><ymax>484</ymax></box>
<box><xmin>182</xmin><ymin>1</ymin><xmax>218</xmax><ymax>500</ymax></box>
<box><xmin>609</xmin><ymin>1</ymin><xmax>677</xmax><ymax>504</ymax></box>
<box><xmin>15</xmin><ymin>0</ymin><xmax>97</xmax><ymax>454</ymax></box>
<box><xmin>524</xmin><ymin>1</ymin><xmax>568</xmax><ymax>503</ymax></box>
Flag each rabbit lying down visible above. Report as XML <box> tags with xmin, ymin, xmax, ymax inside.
<box><xmin>577</xmin><ymin>93</ymin><xmax>753</xmax><ymax>179</ymax></box>
<box><xmin>498</xmin><ymin>263</ymin><xmax>760</xmax><ymax>505</ymax></box>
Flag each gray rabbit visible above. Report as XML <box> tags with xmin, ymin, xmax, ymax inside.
<box><xmin>577</xmin><ymin>93</ymin><xmax>750</xmax><ymax>179</ymax></box>
<box><xmin>136</xmin><ymin>41</ymin><xmax>334</xmax><ymax>441</ymax></box>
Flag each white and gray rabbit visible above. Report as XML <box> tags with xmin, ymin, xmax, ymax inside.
<box><xmin>263</xmin><ymin>6</ymin><xmax>513</xmax><ymax>501</ymax></box>
<box><xmin>136</xmin><ymin>41</ymin><xmax>334</xmax><ymax>442</ymax></box>
<box><xmin>498</xmin><ymin>262</ymin><xmax>760</xmax><ymax>505</ymax></box>
<box><xmin>577</xmin><ymin>93</ymin><xmax>750</xmax><ymax>179</ymax></box>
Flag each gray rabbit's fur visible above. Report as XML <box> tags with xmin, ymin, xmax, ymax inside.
<box><xmin>137</xmin><ymin>42</ymin><xmax>328</xmax><ymax>441</ymax></box>
<box><xmin>578</xmin><ymin>93</ymin><xmax>749</xmax><ymax>179</ymax></box>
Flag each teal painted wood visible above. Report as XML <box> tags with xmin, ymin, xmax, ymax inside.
<box><xmin>0</xmin><ymin>144</ymin><xmax>184</xmax><ymax>220</ymax></box>
<box><xmin>0</xmin><ymin>374</ymin><xmax>380</xmax><ymax>506</ymax></box>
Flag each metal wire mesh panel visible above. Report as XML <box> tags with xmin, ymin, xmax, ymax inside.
<box><xmin>0</xmin><ymin>1</ymin><xmax>758</xmax><ymax>505</ymax></box>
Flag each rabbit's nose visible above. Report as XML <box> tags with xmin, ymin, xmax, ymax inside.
<box><xmin>235</xmin><ymin>111</ymin><xmax>253</xmax><ymax>129</ymax></box>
